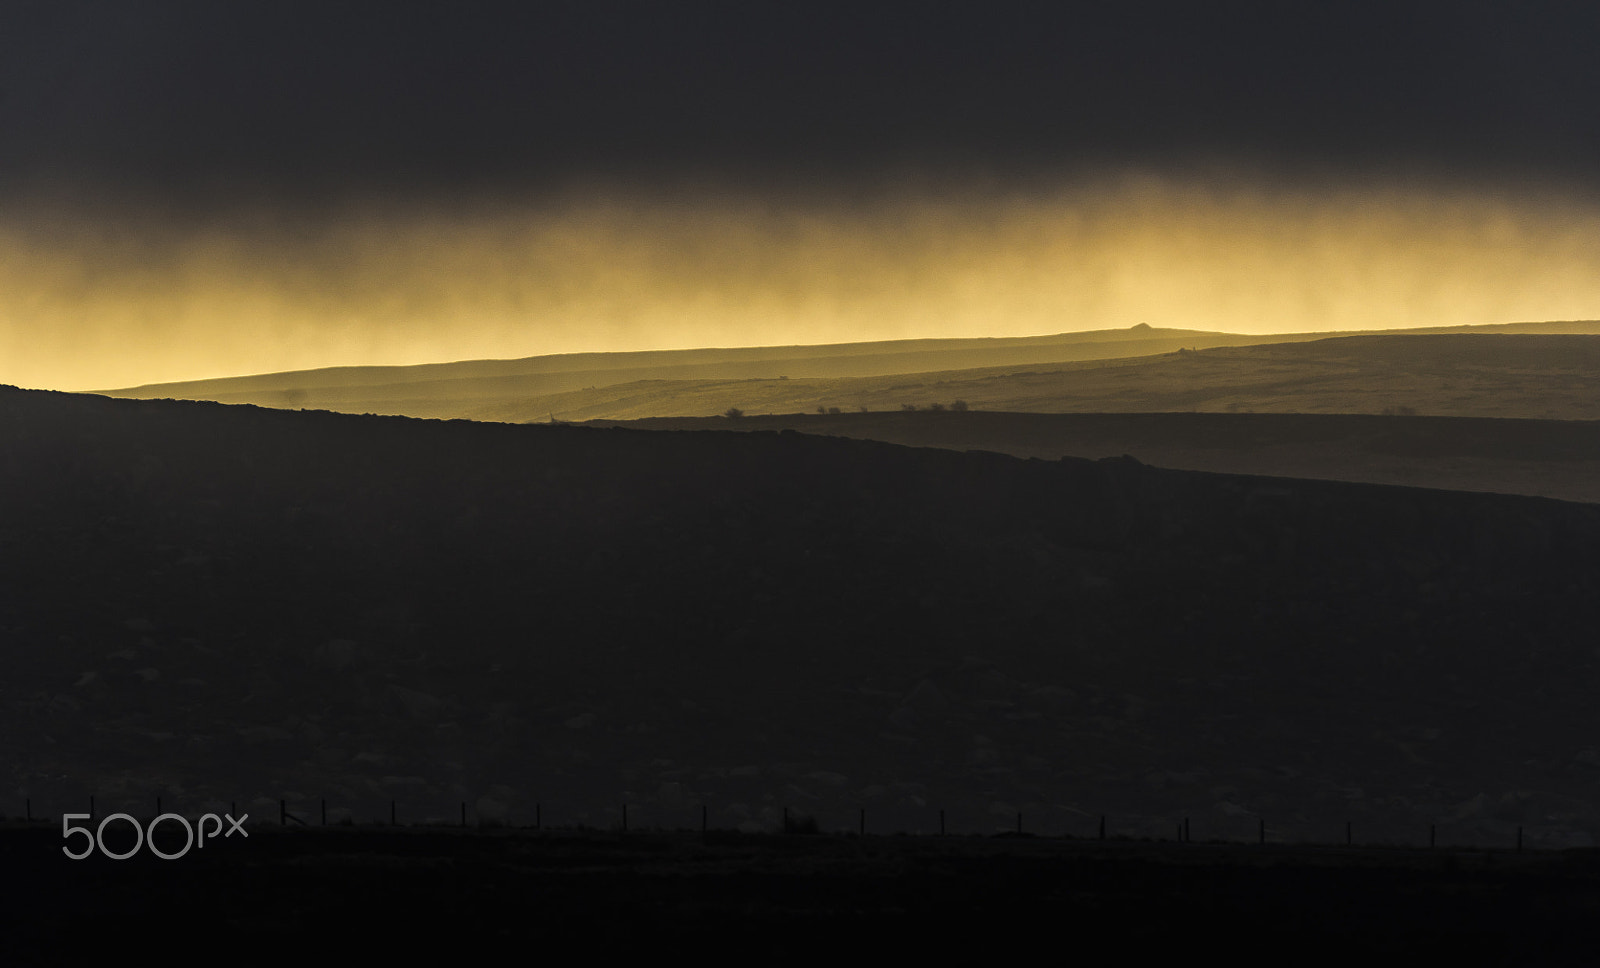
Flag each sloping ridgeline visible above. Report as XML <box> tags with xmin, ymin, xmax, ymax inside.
<box><xmin>3</xmin><ymin>386</ymin><xmax>1600</xmax><ymax>844</ymax></box>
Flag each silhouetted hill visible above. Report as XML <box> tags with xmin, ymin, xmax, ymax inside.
<box><xmin>5</xmin><ymin>386</ymin><xmax>1600</xmax><ymax>847</ymax></box>
<box><xmin>583</xmin><ymin>411</ymin><xmax>1600</xmax><ymax>504</ymax></box>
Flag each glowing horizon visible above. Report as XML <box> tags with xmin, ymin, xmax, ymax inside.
<box><xmin>6</xmin><ymin>170</ymin><xmax>1600</xmax><ymax>393</ymax></box>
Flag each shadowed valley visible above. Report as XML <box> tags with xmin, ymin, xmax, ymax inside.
<box><xmin>586</xmin><ymin>411</ymin><xmax>1600</xmax><ymax>506</ymax></box>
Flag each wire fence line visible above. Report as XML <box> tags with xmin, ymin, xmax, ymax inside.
<box><xmin>10</xmin><ymin>793</ymin><xmax>1585</xmax><ymax>853</ymax></box>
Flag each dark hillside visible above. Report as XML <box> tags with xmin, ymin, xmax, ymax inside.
<box><xmin>4</xmin><ymin>387</ymin><xmax>1600</xmax><ymax>845</ymax></box>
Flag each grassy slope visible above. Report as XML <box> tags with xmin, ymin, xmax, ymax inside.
<box><xmin>481</xmin><ymin>333</ymin><xmax>1600</xmax><ymax>423</ymax></box>
<box><xmin>95</xmin><ymin>321</ymin><xmax>1600</xmax><ymax>422</ymax></box>
<box><xmin>95</xmin><ymin>325</ymin><xmax>1239</xmax><ymax>406</ymax></box>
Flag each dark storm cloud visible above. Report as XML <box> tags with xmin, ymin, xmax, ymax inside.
<box><xmin>4</xmin><ymin>1</ymin><xmax>1599</xmax><ymax>203</ymax></box>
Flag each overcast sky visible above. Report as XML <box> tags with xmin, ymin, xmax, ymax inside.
<box><xmin>5</xmin><ymin>1</ymin><xmax>1599</xmax><ymax>200</ymax></box>
<box><xmin>5</xmin><ymin>1</ymin><xmax>1600</xmax><ymax>389</ymax></box>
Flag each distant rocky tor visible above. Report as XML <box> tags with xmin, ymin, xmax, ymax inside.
<box><xmin>4</xmin><ymin>386</ymin><xmax>1600</xmax><ymax>846</ymax></box>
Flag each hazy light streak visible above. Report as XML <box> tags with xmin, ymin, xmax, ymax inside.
<box><xmin>3</xmin><ymin>172</ymin><xmax>1600</xmax><ymax>391</ymax></box>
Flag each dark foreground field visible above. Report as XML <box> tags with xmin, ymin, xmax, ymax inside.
<box><xmin>5</xmin><ymin>822</ymin><xmax>1597</xmax><ymax>965</ymax></box>
<box><xmin>6</xmin><ymin>385</ymin><xmax>1600</xmax><ymax>850</ymax></box>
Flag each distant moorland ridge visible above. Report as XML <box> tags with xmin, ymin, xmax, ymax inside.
<box><xmin>94</xmin><ymin>320</ymin><xmax>1600</xmax><ymax>423</ymax></box>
